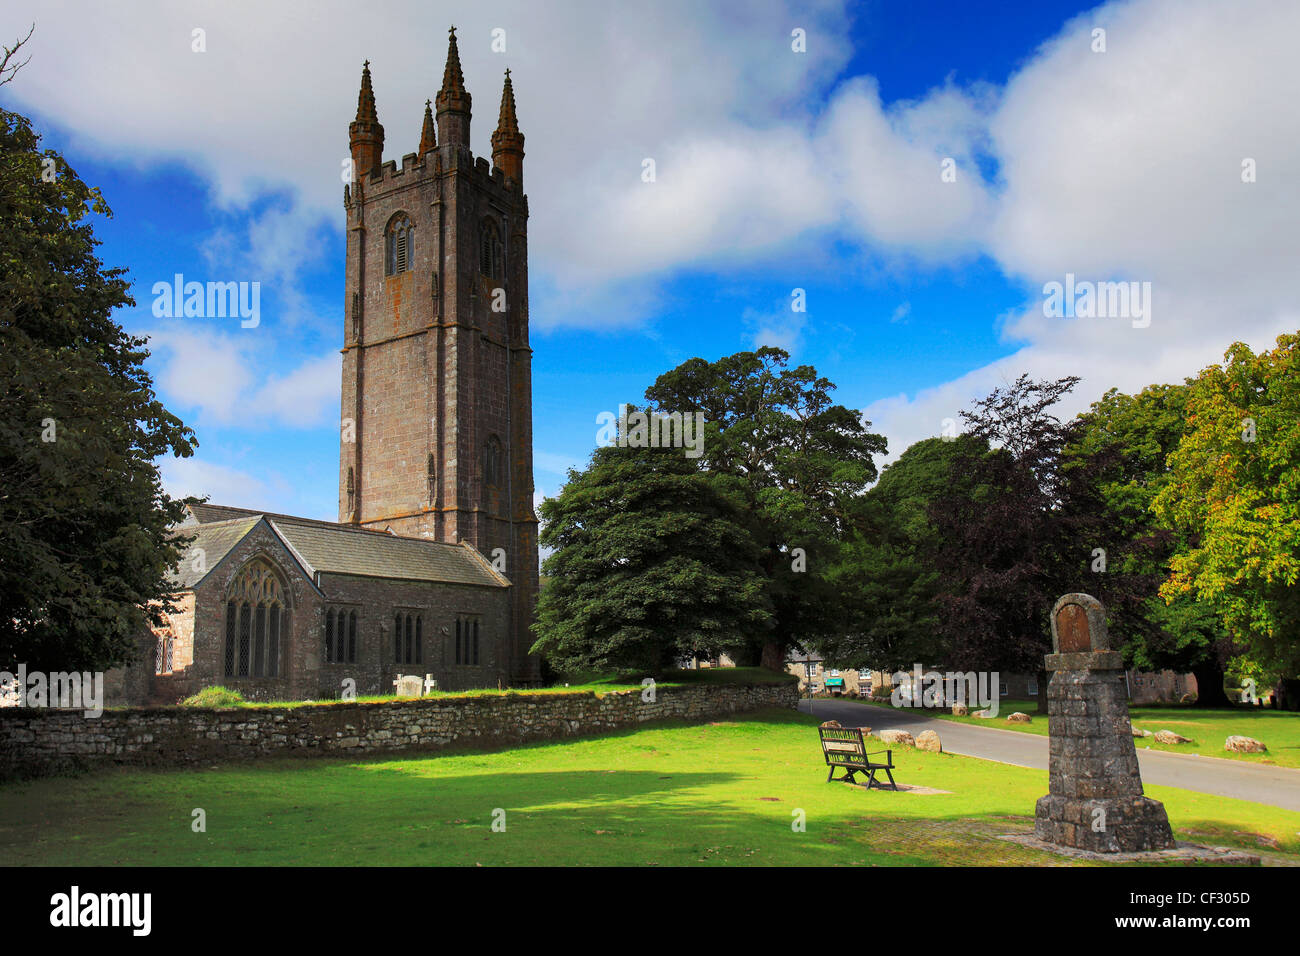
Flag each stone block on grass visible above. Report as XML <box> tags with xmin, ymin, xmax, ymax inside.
<box><xmin>878</xmin><ymin>729</ymin><xmax>915</xmax><ymax>747</ymax></box>
<box><xmin>915</xmin><ymin>730</ymin><xmax>942</xmax><ymax>752</ymax></box>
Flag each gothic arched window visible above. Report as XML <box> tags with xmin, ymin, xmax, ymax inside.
<box><xmin>223</xmin><ymin>559</ymin><xmax>288</xmax><ymax>678</ymax></box>
<box><xmin>483</xmin><ymin>435</ymin><xmax>503</xmax><ymax>488</ymax></box>
<box><xmin>154</xmin><ymin>627</ymin><xmax>176</xmax><ymax>675</ymax></box>
<box><xmin>426</xmin><ymin>453</ymin><xmax>437</xmax><ymax>501</ymax></box>
<box><xmin>346</xmin><ymin>467</ymin><xmax>356</xmax><ymax>515</ymax></box>
<box><xmin>386</xmin><ymin>214</ymin><xmax>413</xmax><ymax>276</ymax></box>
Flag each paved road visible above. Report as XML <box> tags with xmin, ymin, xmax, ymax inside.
<box><xmin>799</xmin><ymin>698</ymin><xmax>1300</xmax><ymax>813</ymax></box>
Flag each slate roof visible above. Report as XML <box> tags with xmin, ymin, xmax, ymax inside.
<box><xmin>169</xmin><ymin>516</ymin><xmax>262</xmax><ymax>588</ymax></box>
<box><xmin>176</xmin><ymin>503</ymin><xmax>509</xmax><ymax>590</ymax></box>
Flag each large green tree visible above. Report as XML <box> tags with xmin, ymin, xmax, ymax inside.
<box><xmin>1152</xmin><ymin>334</ymin><xmax>1300</xmax><ymax>706</ymax></box>
<box><xmin>532</xmin><ymin>435</ymin><xmax>771</xmax><ymax>674</ymax></box>
<box><xmin>1070</xmin><ymin>383</ymin><xmax>1229</xmax><ymax>705</ymax></box>
<box><xmin>821</xmin><ymin>435</ymin><xmax>984</xmax><ymax>671</ymax></box>
<box><xmin>644</xmin><ymin>347</ymin><xmax>887</xmax><ymax>669</ymax></box>
<box><xmin>0</xmin><ymin>93</ymin><xmax>196</xmax><ymax>672</ymax></box>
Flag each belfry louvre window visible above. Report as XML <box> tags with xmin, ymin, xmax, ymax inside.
<box><xmin>325</xmin><ymin>608</ymin><xmax>357</xmax><ymax>664</ymax></box>
<box><xmin>223</xmin><ymin>560</ymin><xmax>288</xmax><ymax>678</ymax></box>
<box><xmin>386</xmin><ymin>214</ymin><xmax>413</xmax><ymax>276</ymax></box>
<box><xmin>479</xmin><ymin>220</ymin><xmax>501</xmax><ymax>277</ymax></box>
<box><xmin>394</xmin><ymin>611</ymin><xmax>423</xmax><ymax>665</ymax></box>
<box><xmin>455</xmin><ymin>615</ymin><xmax>481</xmax><ymax>666</ymax></box>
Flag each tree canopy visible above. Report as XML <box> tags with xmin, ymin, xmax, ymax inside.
<box><xmin>645</xmin><ymin>347</ymin><xmax>886</xmax><ymax>668</ymax></box>
<box><xmin>0</xmin><ymin>102</ymin><xmax>196</xmax><ymax>672</ymax></box>
<box><xmin>1152</xmin><ymin>334</ymin><xmax>1300</xmax><ymax>681</ymax></box>
<box><xmin>532</xmin><ymin>434</ymin><xmax>771</xmax><ymax>674</ymax></box>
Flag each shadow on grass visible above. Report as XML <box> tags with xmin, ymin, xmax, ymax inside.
<box><xmin>2</xmin><ymin>763</ymin><xmax>1057</xmax><ymax>867</ymax></box>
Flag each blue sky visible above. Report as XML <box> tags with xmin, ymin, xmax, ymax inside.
<box><xmin>4</xmin><ymin>0</ymin><xmax>1297</xmax><ymax>520</ymax></box>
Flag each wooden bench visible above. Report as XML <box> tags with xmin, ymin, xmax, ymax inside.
<box><xmin>818</xmin><ymin>726</ymin><xmax>898</xmax><ymax>790</ymax></box>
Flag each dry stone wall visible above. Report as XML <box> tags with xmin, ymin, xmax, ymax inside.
<box><xmin>0</xmin><ymin>680</ymin><xmax>797</xmax><ymax>781</ymax></box>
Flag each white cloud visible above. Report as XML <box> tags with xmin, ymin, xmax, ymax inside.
<box><xmin>200</xmin><ymin>202</ymin><xmax>335</xmax><ymax>328</ymax></box>
<box><xmin>864</xmin><ymin>0</ymin><xmax>1300</xmax><ymax>462</ymax></box>
<box><xmin>9</xmin><ymin>0</ymin><xmax>1300</xmax><ymax>474</ymax></box>
<box><xmin>745</xmin><ymin>302</ymin><xmax>806</xmax><ymax>354</ymax></box>
<box><xmin>158</xmin><ymin>455</ymin><xmax>269</xmax><ymax>506</ymax></box>
<box><xmin>819</xmin><ymin>76</ymin><xmax>995</xmax><ymax>258</ymax></box>
<box><xmin>253</xmin><ymin>351</ymin><xmax>342</xmax><ymax>428</ymax></box>
<box><xmin>5</xmin><ymin>0</ymin><xmax>855</xmax><ymax>327</ymax></box>
<box><xmin>147</xmin><ymin>327</ymin><xmax>340</xmax><ymax>429</ymax></box>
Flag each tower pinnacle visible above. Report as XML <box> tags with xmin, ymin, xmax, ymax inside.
<box><xmin>419</xmin><ymin>98</ymin><xmax>437</xmax><ymax>154</ymax></box>
<box><xmin>491</xmin><ymin>69</ymin><xmax>524</xmax><ymax>186</ymax></box>
<box><xmin>436</xmin><ymin>25</ymin><xmax>472</xmax><ymax>147</ymax></box>
<box><xmin>349</xmin><ymin>60</ymin><xmax>385</xmax><ymax>177</ymax></box>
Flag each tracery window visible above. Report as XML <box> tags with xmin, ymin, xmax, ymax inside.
<box><xmin>223</xmin><ymin>559</ymin><xmax>288</xmax><ymax>678</ymax></box>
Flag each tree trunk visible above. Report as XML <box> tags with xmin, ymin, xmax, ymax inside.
<box><xmin>1190</xmin><ymin>657</ymin><xmax>1230</xmax><ymax>708</ymax></box>
<box><xmin>760</xmin><ymin>640</ymin><xmax>787</xmax><ymax>673</ymax></box>
<box><xmin>1274</xmin><ymin>678</ymin><xmax>1300</xmax><ymax>711</ymax></box>
<box><xmin>1036</xmin><ymin>669</ymin><xmax>1049</xmax><ymax>714</ymax></box>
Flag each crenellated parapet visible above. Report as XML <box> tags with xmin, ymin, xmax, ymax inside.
<box><xmin>346</xmin><ymin>33</ymin><xmax>525</xmax><ymax>204</ymax></box>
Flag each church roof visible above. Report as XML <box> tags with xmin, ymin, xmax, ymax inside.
<box><xmin>170</xmin><ymin>515</ymin><xmax>263</xmax><ymax>589</ymax></box>
<box><xmin>176</xmin><ymin>504</ymin><xmax>509</xmax><ymax>590</ymax></box>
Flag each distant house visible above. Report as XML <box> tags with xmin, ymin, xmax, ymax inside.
<box><xmin>681</xmin><ymin>653</ymin><xmax>737</xmax><ymax>670</ymax></box>
<box><xmin>785</xmin><ymin>650</ymin><xmax>876</xmax><ymax>696</ymax></box>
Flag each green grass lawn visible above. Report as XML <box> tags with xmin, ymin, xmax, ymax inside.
<box><xmin>155</xmin><ymin>666</ymin><xmax>794</xmax><ymax>711</ymax></box>
<box><xmin>853</xmin><ymin>697</ymin><xmax>1300</xmax><ymax>769</ymax></box>
<box><xmin>2</xmin><ymin>708</ymin><xmax>1295</xmax><ymax>866</ymax></box>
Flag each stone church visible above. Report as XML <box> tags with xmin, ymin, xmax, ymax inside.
<box><xmin>111</xmin><ymin>29</ymin><xmax>541</xmax><ymax>704</ymax></box>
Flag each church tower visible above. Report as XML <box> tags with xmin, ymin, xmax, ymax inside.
<box><xmin>339</xmin><ymin>29</ymin><xmax>540</xmax><ymax>683</ymax></box>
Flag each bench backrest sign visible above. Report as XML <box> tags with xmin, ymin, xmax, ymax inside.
<box><xmin>819</xmin><ymin>726</ymin><xmax>870</xmax><ymax>767</ymax></box>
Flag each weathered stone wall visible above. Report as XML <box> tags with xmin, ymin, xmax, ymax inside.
<box><xmin>0</xmin><ymin>680</ymin><xmax>797</xmax><ymax>781</ymax></box>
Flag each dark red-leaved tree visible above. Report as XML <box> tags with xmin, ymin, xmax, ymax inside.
<box><xmin>930</xmin><ymin>375</ymin><xmax>1154</xmax><ymax>708</ymax></box>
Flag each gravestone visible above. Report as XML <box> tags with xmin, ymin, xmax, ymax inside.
<box><xmin>393</xmin><ymin>675</ymin><xmax>423</xmax><ymax>697</ymax></box>
<box><xmin>1034</xmin><ymin>593</ymin><xmax>1175</xmax><ymax>852</ymax></box>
